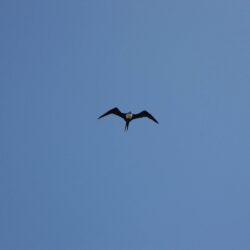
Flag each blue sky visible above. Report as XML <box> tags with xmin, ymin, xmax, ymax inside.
<box><xmin>1</xmin><ymin>0</ymin><xmax>250</xmax><ymax>249</ymax></box>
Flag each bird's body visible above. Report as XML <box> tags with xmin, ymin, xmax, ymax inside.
<box><xmin>98</xmin><ymin>107</ymin><xmax>158</xmax><ymax>131</ymax></box>
<box><xmin>125</xmin><ymin>112</ymin><xmax>133</xmax><ymax>120</ymax></box>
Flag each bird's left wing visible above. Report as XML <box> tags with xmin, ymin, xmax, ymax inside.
<box><xmin>98</xmin><ymin>107</ymin><xmax>125</xmax><ymax>119</ymax></box>
<box><xmin>132</xmin><ymin>110</ymin><xmax>159</xmax><ymax>124</ymax></box>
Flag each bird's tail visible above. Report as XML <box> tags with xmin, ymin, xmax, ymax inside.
<box><xmin>124</xmin><ymin>122</ymin><xmax>130</xmax><ymax>132</ymax></box>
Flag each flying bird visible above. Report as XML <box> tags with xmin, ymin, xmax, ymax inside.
<box><xmin>98</xmin><ymin>107</ymin><xmax>158</xmax><ymax>131</ymax></box>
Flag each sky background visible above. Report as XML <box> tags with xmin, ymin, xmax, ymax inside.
<box><xmin>1</xmin><ymin>0</ymin><xmax>250</xmax><ymax>249</ymax></box>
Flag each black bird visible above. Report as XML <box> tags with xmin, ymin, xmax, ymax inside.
<box><xmin>98</xmin><ymin>107</ymin><xmax>158</xmax><ymax>131</ymax></box>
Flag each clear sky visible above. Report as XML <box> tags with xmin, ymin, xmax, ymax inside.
<box><xmin>1</xmin><ymin>0</ymin><xmax>250</xmax><ymax>249</ymax></box>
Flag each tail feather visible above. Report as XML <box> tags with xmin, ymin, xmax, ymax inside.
<box><xmin>124</xmin><ymin>122</ymin><xmax>129</xmax><ymax>131</ymax></box>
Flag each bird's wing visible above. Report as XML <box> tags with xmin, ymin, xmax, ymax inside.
<box><xmin>98</xmin><ymin>107</ymin><xmax>125</xmax><ymax>119</ymax></box>
<box><xmin>132</xmin><ymin>110</ymin><xmax>158</xmax><ymax>123</ymax></box>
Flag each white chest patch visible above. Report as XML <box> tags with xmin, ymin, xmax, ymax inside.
<box><xmin>126</xmin><ymin>113</ymin><xmax>133</xmax><ymax>120</ymax></box>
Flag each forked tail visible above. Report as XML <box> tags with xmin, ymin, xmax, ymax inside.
<box><xmin>124</xmin><ymin>121</ymin><xmax>130</xmax><ymax>131</ymax></box>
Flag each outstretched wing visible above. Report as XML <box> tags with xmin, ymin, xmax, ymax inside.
<box><xmin>132</xmin><ymin>110</ymin><xmax>158</xmax><ymax>124</ymax></box>
<box><xmin>98</xmin><ymin>107</ymin><xmax>125</xmax><ymax>120</ymax></box>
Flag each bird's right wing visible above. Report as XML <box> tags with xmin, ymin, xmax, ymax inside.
<box><xmin>132</xmin><ymin>110</ymin><xmax>159</xmax><ymax>123</ymax></box>
<box><xmin>98</xmin><ymin>107</ymin><xmax>125</xmax><ymax>119</ymax></box>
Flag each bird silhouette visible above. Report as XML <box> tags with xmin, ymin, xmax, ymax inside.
<box><xmin>98</xmin><ymin>107</ymin><xmax>158</xmax><ymax>131</ymax></box>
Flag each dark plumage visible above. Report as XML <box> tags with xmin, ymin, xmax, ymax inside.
<box><xmin>98</xmin><ymin>107</ymin><xmax>158</xmax><ymax>131</ymax></box>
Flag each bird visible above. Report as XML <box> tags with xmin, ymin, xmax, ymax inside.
<box><xmin>98</xmin><ymin>107</ymin><xmax>158</xmax><ymax>131</ymax></box>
